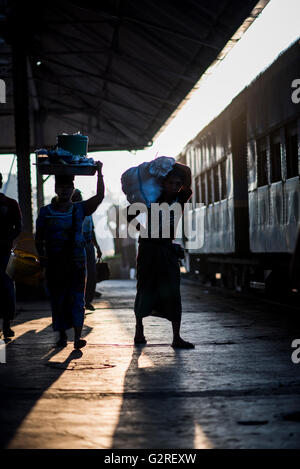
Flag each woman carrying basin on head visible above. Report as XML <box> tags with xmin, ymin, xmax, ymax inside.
<box><xmin>35</xmin><ymin>161</ymin><xmax>104</xmax><ymax>350</ymax></box>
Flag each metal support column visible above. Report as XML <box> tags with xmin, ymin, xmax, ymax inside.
<box><xmin>12</xmin><ymin>37</ymin><xmax>33</xmax><ymax>233</ymax></box>
<box><xmin>34</xmin><ymin>110</ymin><xmax>45</xmax><ymax>211</ymax></box>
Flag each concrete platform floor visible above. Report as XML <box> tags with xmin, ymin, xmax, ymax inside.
<box><xmin>0</xmin><ymin>279</ymin><xmax>300</xmax><ymax>449</ymax></box>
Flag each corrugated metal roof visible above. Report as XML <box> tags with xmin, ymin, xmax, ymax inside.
<box><xmin>0</xmin><ymin>0</ymin><xmax>269</xmax><ymax>153</ymax></box>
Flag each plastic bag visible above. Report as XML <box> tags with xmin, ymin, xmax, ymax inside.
<box><xmin>121</xmin><ymin>156</ymin><xmax>175</xmax><ymax>206</ymax></box>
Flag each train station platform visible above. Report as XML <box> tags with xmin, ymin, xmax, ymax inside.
<box><xmin>0</xmin><ymin>279</ymin><xmax>300</xmax><ymax>449</ymax></box>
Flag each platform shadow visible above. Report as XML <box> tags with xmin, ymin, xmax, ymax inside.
<box><xmin>111</xmin><ymin>347</ymin><xmax>211</xmax><ymax>449</ymax></box>
<box><xmin>0</xmin><ymin>322</ymin><xmax>92</xmax><ymax>448</ymax></box>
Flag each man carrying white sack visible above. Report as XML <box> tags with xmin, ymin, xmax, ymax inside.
<box><xmin>122</xmin><ymin>156</ymin><xmax>194</xmax><ymax>349</ymax></box>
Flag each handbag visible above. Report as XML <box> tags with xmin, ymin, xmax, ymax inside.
<box><xmin>96</xmin><ymin>259</ymin><xmax>110</xmax><ymax>283</ymax></box>
<box><xmin>172</xmin><ymin>243</ymin><xmax>185</xmax><ymax>260</ymax></box>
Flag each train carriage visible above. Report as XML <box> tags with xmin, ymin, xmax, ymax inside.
<box><xmin>181</xmin><ymin>40</ymin><xmax>300</xmax><ymax>293</ymax></box>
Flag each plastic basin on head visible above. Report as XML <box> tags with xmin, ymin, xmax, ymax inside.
<box><xmin>57</xmin><ymin>133</ymin><xmax>88</xmax><ymax>156</ymax></box>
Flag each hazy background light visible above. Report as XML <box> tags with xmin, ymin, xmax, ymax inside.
<box><xmin>0</xmin><ymin>0</ymin><xmax>300</xmax><ymax>255</ymax></box>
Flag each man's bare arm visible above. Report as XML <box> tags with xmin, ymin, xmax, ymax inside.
<box><xmin>174</xmin><ymin>162</ymin><xmax>192</xmax><ymax>190</ymax></box>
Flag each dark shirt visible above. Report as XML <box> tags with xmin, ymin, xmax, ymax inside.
<box><xmin>35</xmin><ymin>201</ymin><xmax>86</xmax><ymax>260</ymax></box>
<box><xmin>0</xmin><ymin>193</ymin><xmax>22</xmax><ymax>253</ymax></box>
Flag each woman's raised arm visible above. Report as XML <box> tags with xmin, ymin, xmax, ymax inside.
<box><xmin>84</xmin><ymin>161</ymin><xmax>105</xmax><ymax>216</ymax></box>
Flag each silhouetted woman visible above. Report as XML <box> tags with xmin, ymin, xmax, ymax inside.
<box><xmin>35</xmin><ymin>162</ymin><xmax>104</xmax><ymax>349</ymax></box>
<box><xmin>129</xmin><ymin>162</ymin><xmax>194</xmax><ymax>349</ymax></box>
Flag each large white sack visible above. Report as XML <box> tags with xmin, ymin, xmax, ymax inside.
<box><xmin>121</xmin><ymin>156</ymin><xmax>175</xmax><ymax>206</ymax></box>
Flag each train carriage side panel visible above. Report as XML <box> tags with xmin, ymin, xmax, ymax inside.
<box><xmin>185</xmin><ymin>107</ymin><xmax>235</xmax><ymax>255</ymax></box>
<box><xmin>247</xmin><ymin>40</ymin><xmax>300</xmax><ymax>253</ymax></box>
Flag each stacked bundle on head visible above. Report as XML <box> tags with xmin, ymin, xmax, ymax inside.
<box><xmin>121</xmin><ymin>156</ymin><xmax>175</xmax><ymax>206</ymax></box>
<box><xmin>35</xmin><ymin>132</ymin><xmax>96</xmax><ymax>176</ymax></box>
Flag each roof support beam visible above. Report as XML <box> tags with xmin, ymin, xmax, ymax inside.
<box><xmin>28</xmin><ymin>47</ymin><xmax>196</xmax><ymax>82</ymax></box>
<box><xmin>27</xmin><ymin>60</ymin><xmax>45</xmax><ymax>209</ymax></box>
<box><xmin>38</xmin><ymin>95</ymin><xmax>146</xmax><ymax>134</ymax></box>
<box><xmin>123</xmin><ymin>16</ymin><xmax>219</xmax><ymax>50</ymax></box>
<box><xmin>47</xmin><ymin>10</ymin><xmax>220</xmax><ymax>49</ymax></box>
<box><xmin>41</xmin><ymin>27</ymin><xmax>186</xmax><ymax>102</ymax></box>
<box><xmin>33</xmin><ymin>54</ymin><xmax>178</xmax><ymax>105</ymax></box>
<box><xmin>55</xmin><ymin>112</ymin><xmax>141</xmax><ymax>143</ymax></box>
<box><xmin>33</xmin><ymin>76</ymin><xmax>157</xmax><ymax>119</ymax></box>
<box><xmin>118</xmin><ymin>51</ymin><xmax>196</xmax><ymax>83</ymax></box>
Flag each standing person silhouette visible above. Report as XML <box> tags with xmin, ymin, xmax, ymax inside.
<box><xmin>0</xmin><ymin>172</ymin><xmax>22</xmax><ymax>338</ymax></box>
<box><xmin>128</xmin><ymin>162</ymin><xmax>194</xmax><ymax>349</ymax></box>
<box><xmin>35</xmin><ymin>162</ymin><xmax>104</xmax><ymax>349</ymax></box>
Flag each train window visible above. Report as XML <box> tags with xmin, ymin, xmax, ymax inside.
<box><xmin>221</xmin><ymin>160</ymin><xmax>227</xmax><ymax>199</ymax></box>
<box><xmin>285</xmin><ymin>121</ymin><xmax>299</xmax><ymax>178</ymax></box>
<box><xmin>270</xmin><ymin>130</ymin><xmax>282</xmax><ymax>182</ymax></box>
<box><xmin>196</xmin><ymin>147</ymin><xmax>201</xmax><ymax>174</ymax></box>
<box><xmin>199</xmin><ymin>144</ymin><xmax>202</xmax><ymax>170</ymax></box>
<box><xmin>199</xmin><ymin>146</ymin><xmax>203</xmax><ymax>173</ymax></box>
<box><xmin>193</xmin><ymin>148</ymin><xmax>198</xmax><ymax>175</ymax></box>
<box><xmin>207</xmin><ymin>170</ymin><xmax>213</xmax><ymax>204</ymax></box>
<box><xmin>203</xmin><ymin>138</ymin><xmax>209</xmax><ymax>168</ymax></box>
<box><xmin>257</xmin><ymin>137</ymin><xmax>268</xmax><ymax>186</ymax></box>
<box><xmin>195</xmin><ymin>175</ymin><xmax>201</xmax><ymax>203</ymax></box>
<box><xmin>190</xmin><ymin>148</ymin><xmax>195</xmax><ymax>175</ymax></box>
<box><xmin>201</xmin><ymin>176</ymin><xmax>206</xmax><ymax>205</ymax></box>
<box><xmin>211</xmin><ymin>134</ymin><xmax>216</xmax><ymax>160</ymax></box>
<box><xmin>186</xmin><ymin>149</ymin><xmax>191</xmax><ymax>169</ymax></box>
<box><xmin>214</xmin><ymin>166</ymin><xmax>219</xmax><ymax>202</ymax></box>
<box><xmin>203</xmin><ymin>142</ymin><xmax>208</xmax><ymax>168</ymax></box>
<box><xmin>193</xmin><ymin>148</ymin><xmax>197</xmax><ymax>174</ymax></box>
<box><xmin>206</xmin><ymin>135</ymin><xmax>211</xmax><ymax>161</ymax></box>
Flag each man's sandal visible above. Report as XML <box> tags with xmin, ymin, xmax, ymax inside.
<box><xmin>134</xmin><ymin>336</ymin><xmax>147</xmax><ymax>345</ymax></box>
<box><xmin>3</xmin><ymin>328</ymin><xmax>15</xmax><ymax>338</ymax></box>
<box><xmin>74</xmin><ymin>339</ymin><xmax>87</xmax><ymax>350</ymax></box>
<box><xmin>171</xmin><ymin>339</ymin><xmax>195</xmax><ymax>349</ymax></box>
<box><xmin>56</xmin><ymin>337</ymin><xmax>67</xmax><ymax>348</ymax></box>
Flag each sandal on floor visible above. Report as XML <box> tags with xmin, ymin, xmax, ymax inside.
<box><xmin>171</xmin><ymin>339</ymin><xmax>195</xmax><ymax>349</ymax></box>
<box><xmin>3</xmin><ymin>328</ymin><xmax>15</xmax><ymax>338</ymax></box>
<box><xmin>134</xmin><ymin>336</ymin><xmax>147</xmax><ymax>345</ymax></box>
<box><xmin>74</xmin><ymin>339</ymin><xmax>87</xmax><ymax>350</ymax></box>
<box><xmin>56</xmin><ymin>337</ymin><xmax>67</xmax><ymax>348</ymax></box>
